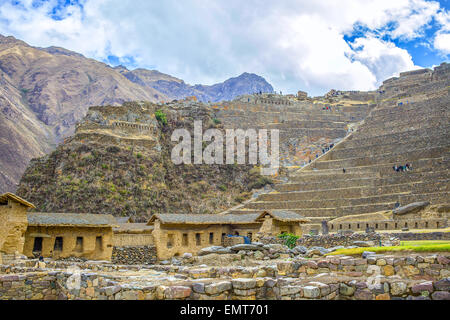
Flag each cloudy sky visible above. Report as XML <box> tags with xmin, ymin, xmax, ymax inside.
<box><xmin>0</xmin><ymin>0</ymin><xmax>449</xmax><ymax>95</ymax></box>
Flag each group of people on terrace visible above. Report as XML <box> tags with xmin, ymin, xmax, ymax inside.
<box><xmin>393</xmin><ymin>163</ymin><xmax>412</xmax><ymax>172</ymax></box>
<box><xmin>322</xmin><ymin>143</ymin><xmax>335</xmax><ymax>154</ymax></box>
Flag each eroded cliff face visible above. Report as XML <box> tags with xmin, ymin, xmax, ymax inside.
<box><xmin>16</xmin><ymin>101</ymin><xmax>272</xmax><ymax>221</ymax></box>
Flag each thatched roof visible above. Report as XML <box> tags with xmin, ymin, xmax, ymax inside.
<box><xmin>0</xmin><ymin>192</ymin><xmax>35</xmax><ymax>208</ymax></box>
<box><xmin>115</xmin><ymin>216</ymin><xmax>135</xmax><ymax>224</ymax></box>
<box><xmin>147</xmin><ymin>213</ymin><xmax>260</xmax><ymax>225</ymax></box>
<box><xmin>256</xmin><ymin>210</ymin><xmax>310</xmax><ymax>223</ymax></box>
<box><xmin>28</xmin><ymin>212</ymin><xmax>118</xmax><ymax>228</ymax></box>
<box><xmin>113</xmin><ymin>223</ymin><xmax>154</xmax><ymax>234</ymax></box>
<box><xmin>147</xmin><ymin>210</ymin><xmax>309</xmax><ymax>225</ymax></box>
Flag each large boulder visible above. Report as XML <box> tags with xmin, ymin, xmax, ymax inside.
<box><xmin>292</xmin><ymin>245</ymin><xmax>308</xmax><ymax>254</ymax></box>
<box><xmin>393</xmin><ymin>201</ymin><xmax>429</xmax><ymax>215</ymax></box>
<box><xmin>353</xmin><ymin>241</ymin><xmax>372</xmax><ymax>247</ymax></box>
<box><xmin>230</xmin><ymin>244</ymin><xmax>262</xmax><ymax>251</ymax></box>
<box><xmin>198</xmin><ymin>246</ymin><xmax>232</xmax><ymax>256</ymax></box>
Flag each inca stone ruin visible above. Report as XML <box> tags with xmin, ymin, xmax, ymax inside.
<box><xmin>0</xmin><ymin>63</ymin><xmax>449</xmax><ymax>301</ymax></box>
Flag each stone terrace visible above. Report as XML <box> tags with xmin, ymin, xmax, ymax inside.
<box><xmin>212</xmin><ymin>93</ymin><xmax>373</xmax><ymax>167</ymax></box>
<box><xmin>229</xmin><ymin>63</ymin><xmax>449</xmax><ymax>227</ymax></box>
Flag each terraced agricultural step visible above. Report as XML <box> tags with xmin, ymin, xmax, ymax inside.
<box><xmin>311</xmin><ymin>147</ymin><xmax>449</xmax><ymax>170</ymax></box>
<box><xmin>295</xmin><ymin>157</ymin><xmax>448</xmax><ymax>177</ymax></box>
<box><xmin>260</xmin><ymin>179</ymin><xmax>448</xmax><ymax>201</ymax></box>
<box><xmin>253</xmin><ymin>188</ymin><xmax>448</xmax><ymax>210</ymax></box>
<box><xmin>276</xmin><ymin>170</ymin><xmax>450</xmax><ymax>192</ymax></box>
<box><xmin>342</xmin><ymin>126</ymin><xmax>448</xmax><ymax>148</ymax></box>
<box><xmin>242</xmin><ymin>192</ymin><xmax>449</xmax><ymax>217</ymax></box>
<box><xmin>328</xmin><ymin>139</ymin><xmax>449</xmax><ymax>161</ymax></box>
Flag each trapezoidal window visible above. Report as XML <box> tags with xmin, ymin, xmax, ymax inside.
<box><xmin>33</xmin><ymin>237</ymin><xmax>43</xmax><ymax>252</ymax></box>
<box><xmin>75</xmin><ymin>237</ymin><xmax>83</xmax><ymax>252</ymax></box>
<box><xmin>182</xmin><ymin>233</ymin><xmax>188</xmax><ymax>246</ymax></box>
<box><xmin>195</xmin><ymin>233</ymin><xmax>201</xmax><ymax>246</ymax></box>
<box><xmin>209</xmin><ymin>232</ymin><xmax>214</xmax><ymax>244</ymax></box>
<box><xmin>167</xmin><ymin>234</ymin><xmax>174</xmax><ymax>248</ymax></box>
<box><xmin>54</xmin><ymin>237</ymin><xmax>63</xmax><ymax>252</ymax></box>
<box><xmin>95</xmin><ymin>236</ymin><xmax>103</xmax><ymax>251</ymax></box>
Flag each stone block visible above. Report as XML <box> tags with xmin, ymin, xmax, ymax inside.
<box><xmin>232</xmin><ymin>279</ymin><xmax>256</xmax><ymax>290</ymax></box>
<box><xmin>433</xmin><ymin>278</ymin><xmax>450</xmax><ymax>291</ymax></box>
<box><xmin>303</xmin><ymin>286</ymin><xmax>320</xmax><ymax>299</ymax></box>
<box><xmin>339</xmin><ymin>283</ymin><xmax>355</xmax><ymax>296</ymax></box>
<box><xmin>354</xmin><ymin>289</ymin><xmax>373</xmax><ymax>300</ymax></box>
<box><xmin>431</xmin><ymin>291</ymin><xmax>450</xmax><ymax>300</ymax></box>
<box><xmin>205</xmin><ymin>281</ymin><xmax>232</xmax><ymax>295</ymax></box>
<box><xmin>390</xmin><ymin>282</ymin><xmax>407</xmax><ymax>296</ymax></box>
<box><xmin>411</xmin><ymin>281</ymin><xmax>434</xmax><ymax>294</ymax></box>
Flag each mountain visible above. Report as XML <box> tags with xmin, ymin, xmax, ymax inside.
<box><xmin>120</xmin><ymin>68</ymin><xmax>274</xmax><ymax>102</ymax></box>
<box><xmin>0</xmin><ymin>34</ymin><xmax>274</xmax><ymax>193</ymax></box>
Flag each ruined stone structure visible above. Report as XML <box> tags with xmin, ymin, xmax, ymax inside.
<box><xmin>0</xmin><ymin>193</ymin><xmax>35</xmax><ymax>264</ymax></box>
<box><xmin>149</xmin><ymin>211</ymin><xmax>308</xmax><ymax>260</ymax></box>
<box><xmin>73</xmin><ymin>103</ymin><xmax>161</xmax><ymax>153</ymax></box>
<box><xmin>24</xmin><ymin>212</ymin><xmax>117</xmax><ymax>261</ymax></box>
<box><xmin>230</xmin><ymin>63</ymin><xmax>449</xmax><ymax>233</ymax></box>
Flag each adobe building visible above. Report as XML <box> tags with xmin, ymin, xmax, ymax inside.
<box><xmin>148</xmin><ymin>210</ymin><xmax>309</xmax><ymax>260</ymax></box>
<box><xmin>23</xmin><ymin>212</ymin><xmax>117</xmax><ymax>261</ymax></box>
<box><xmin>113</xmin><ymin>222</ymin><xmax>154</xmax><ymax>247</ymax></box>
<box><xmin>0</xmin><ymin>193</ymin><xmax>35</xmax><ymax>264</ymax></box>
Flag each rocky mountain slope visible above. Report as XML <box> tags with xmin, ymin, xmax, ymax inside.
<box><xmin>16</xmin><ymin>101</ymin><xmax>272</xmax><ymax>221</ymax></box>
<box><xmin>0</xmin><ymin>34</ymin><xmax>274</xmax><ymax>193</ymax></box>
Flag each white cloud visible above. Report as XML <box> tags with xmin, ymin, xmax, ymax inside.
<box><xmin>350</xmin><ymin>37</ymin><xmax>417</xmax><ymax>82</ymax></box>
<box><xmin>0</xmin><ymin>0</ymin><xmax>445</xmax><ymax>95</ymax></box>
<box><xmin>434</xmin><ymin>9</ymin><xmax>450</xmax><ymax>55</ymax></box>
<box><xmin>434</xmin><ymin>32</ymin><xmax>450</xmax><ymax>54</ymax></box>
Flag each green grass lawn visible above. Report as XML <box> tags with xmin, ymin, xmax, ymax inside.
<box><xmin>327</xmin><ymin>240</ymin><xmax>450</xmax><ymax>256</ymax></box>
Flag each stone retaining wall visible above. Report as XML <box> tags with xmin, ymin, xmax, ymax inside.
<box><xmin>386</xmin><ymin>232</ymin><xmax>450</xmax><ymax>241</ymax></box>
<box><xmin>297</xmin><ymin>232</ymin><xmax>398</xmax><ymax>248</ymax></box>
<box><xmin>111</xmin><ymin>246</ymin><xmax>157</xmax><ymax>265</ymax></box>
<box><xmin>0</xmin><ymin>253</ymin><xmax>448</xmax><ymax>300</ymax></box>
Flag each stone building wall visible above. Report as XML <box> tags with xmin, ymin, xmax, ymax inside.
<box><xmin>112</xmin><ymin>233</ymin><xmax>154</xmax><ymax>247</ymax></box>
<box><xmin>0</xmin><ymin>201</ymin><xmax>28</xmax><ymax>255</ymax></box>
<box><xmin>328</xmin><ymin>218</ymin><xmax>448</xmax><ymax>233</ymax></box>
<box><xmin>23</xmin><ymin>226</ymin><xmax>113</xmax><ymax>261</ymax></box>
<box><xmin>152</xmin><ymin>221</ymin><xmax>261</xmax><ymax>260</ymax></box>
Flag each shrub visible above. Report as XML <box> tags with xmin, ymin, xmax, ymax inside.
<box><xmin>278</xmin><ymin>233</ymin><xmax>300</xmax><ymax>249</ymax></box>
<box><xmin>155</xmin><ymin>109</ymin><xmax>168</xmax><ymax>126</ymax></box>
<box><xmin>213</xmin><ymin>118</ymin><xmax>221</xmax><ymax>124</ymax></box>
<box><xmin>218</xmin><ymin>184</ymin><xmax>227</xmax><ymax>191</ymax></box>
<box><xmin>248</xmin><ymin>176</ymin><xmax>273</xmax><ymax>190</ymax></box>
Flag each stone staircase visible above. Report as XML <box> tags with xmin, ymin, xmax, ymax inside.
<box><xmin>228</xmin><ymin>63</ymin><xmax>450</xmax><ymax>230</ymax></box>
